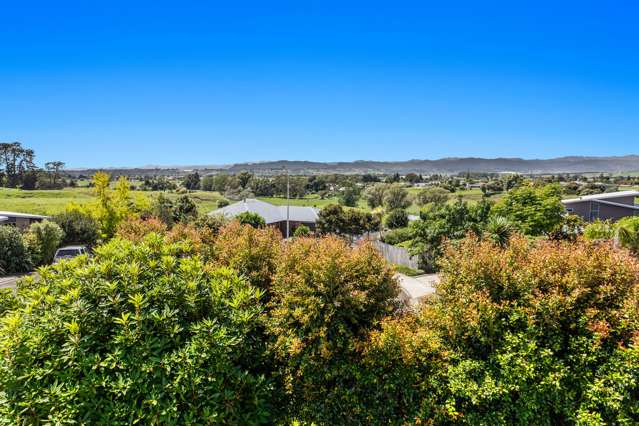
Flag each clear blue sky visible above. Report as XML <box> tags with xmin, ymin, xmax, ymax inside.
<box><xmin>1</xmin><ymin>1</ymin><xmax>638</xmax><ymax>168</ymax></box>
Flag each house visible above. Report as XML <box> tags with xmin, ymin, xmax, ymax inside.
<box><xmin>210</xmin><ymin>198</ymin><xmax>319</xmax><ymax>236</ymax></box>
<box><xmin>561</xmin><ymin>190</ymin><xmax>639</xmax><ymax>222</ymax></box>
<box><xmin>0</xmin><ymin>211</ymin><xmax>50</xmax><ymax>229</ymax></box>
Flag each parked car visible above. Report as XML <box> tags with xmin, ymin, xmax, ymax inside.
<box><xmin>53</xmin><ymin>245</ymin><xmax>89</xmax><ymax>263</ymax></box>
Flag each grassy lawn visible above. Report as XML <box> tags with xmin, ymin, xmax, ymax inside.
<box><xmin>259</xmin><ymin>195</ymin><xmax>382</xmax><ymax>212</ymax></box>
<box><xmin>179</xmin><ymin>191</ymin><xmax>225</xmax><ymax>214</ymax></box>
<box><xmin>258</xmin><ymin>195</ymin><xmax>341</xmax><ymax>209</ymax></box>
<box><xmin>0</xmin><ymin>188</ymin><xmax>96</xmax><ymax>215</ymax></box>
<box><xmin>0</xmin><ymin>188</ymin><xmax>224</xmax><ymax>216</ymax></box>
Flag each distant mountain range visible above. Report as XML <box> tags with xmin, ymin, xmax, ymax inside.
<box><xmin>68</xmin><ymin>155</ymin><xmax>639</xmax><ymax>176</ymax></box>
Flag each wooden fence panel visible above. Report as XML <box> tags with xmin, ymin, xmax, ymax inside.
<box><xmin>371</xmin><ymin>240</ymin><xmax>420</xmax><ymax>269</ymax></box>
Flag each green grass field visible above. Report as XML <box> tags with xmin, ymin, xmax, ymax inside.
<box><xmin>258</xmin><ymin>195</ymin><xmax>340</xmax><ymax>209</ymax></box>
<box><xmin>0</xmin><ymin>188</ymin><xmax>224</xmax><ymax>216</ymax></box>
<box><xmin>258</xmin><ymin>194</ymin><xmax>374</xmax><ymax>211</ymax></box>
<box><xmin>6</xmin><ymin>183</ymin><xmax>620</xmax><ymax>218</ymax></box>
<box><xmin>0</xmin><ymin>186</ymin><xmax>511</xmax><ymax>217</ymax></box>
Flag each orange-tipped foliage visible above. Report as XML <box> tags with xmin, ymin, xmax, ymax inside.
<box><xmin>269</xmin><ymin>236</ymin><xmax>399</xmax><ymax>356</ymax></box>
<box><xmin>212</xmin><ymin>221</ymin><xmax>282</xmax><ymax>291</ymax></box>
<box><xmin>166</xmin><ymin>223</ymin><xmax>217</xmax><ymax>260</ymax></box>
<box><xmin>266</xmin><ymin>236</ymin><xmax>399</xmax><ymax>421</ymax></box>
<box><xmin>417</xmin><ymin>234</ymin><xmax>639</xmax><ymax>422</ymax></box>
<box><xmin>435</xmin><ymin>235</ymin><xmax>639</xmax><ymax>351</ymax></box>
<box><xmin>115</xmin><ymin>216</ymin><xmax>167</xmax><ymax>242</ymax></box>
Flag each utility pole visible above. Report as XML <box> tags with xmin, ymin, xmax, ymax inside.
<box><xmin>286</xmin><ymin>167</ymin><xmax>290</xmax><ymax>238</ymax></box>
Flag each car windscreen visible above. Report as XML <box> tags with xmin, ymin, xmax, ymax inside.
<box><xmin>56</xmin><ymin>249</ymin><xmax>81</xmax><ymax>257</ymax></box>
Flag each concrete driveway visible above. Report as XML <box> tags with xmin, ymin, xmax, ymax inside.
<box><xmin>397</xmin><ymin>273</ymin><xmax>439</xmax><ymax>307</ymax></box>
<box><xmin>0</xmin><ymin>275</ymin><xmax>22</xmax><ymax>290</ymax></box>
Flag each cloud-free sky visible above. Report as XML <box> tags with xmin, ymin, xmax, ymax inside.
<box><xmin>1</xmin><ymin>1</ymin><xmax>638</xmax><ymax>167</ymax></box>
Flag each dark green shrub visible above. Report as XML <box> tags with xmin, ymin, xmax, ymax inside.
<box><xmin>409</xmin><ymin>198</ymin><xmax>491</xmax><ymax>271</ymax></box>
<box><xmin>317</xmin><ymin>204</ymin><xmax>379</xmax><ymax>236</ymax></box>
<box><xmin>53</xmin><ymin>210</ymin><xmax>99</xmax><ymax>246</ymax></box>
<box><xmin>150</xmin><ymin>193</ymin><xmax>175</xmax><ymax>226</ymax></box>
<box><xmin>236</xmin><ymin>211</ymin><xmax>266</xmax><ymax>228</ymax></box>
<box><xmin>393</xmin><ymin>264</ymin><xmax>424</xmax><ymax>276</ymax></box>
<box><xmin>192</xmin><ymin>214</ymin><xmax>228</xmax><ymax>234</ymax></box>
<box><xmin>385</xmin><ymin>209</ymin><xmax>409</xmax><ymax>229</ymax></box>
<box><xmin>0</xmin><ymin>235</ymin><xmax>274</xmax><ymax>424</ymax></box>
<box><xmin>382</xmin><ymin>227</ymin><xmax>413</xmax><ymax>245</ymax></box>
<box><xmin>172</xmin><ymin>195</ymin><xmax>198</xmax><ymax>223</ymax></box>
<box><xmin>338</xmin><ymin>185</ymin><xmax>360</xmax><ymax>207</ymax></box>
<box><xmin>0</xmin><ymin>225</ymin><xmax>32</xmax><ymax>274</ymax></box>
<box><xmin>293</xmin><ymin>224</ymin><xmax>311</xmax><ymax>237</ymax></box>
<box><xmin>24</xmin><ymin>220</ymin><xmax>65</xmax><ymax>266</ymax></box>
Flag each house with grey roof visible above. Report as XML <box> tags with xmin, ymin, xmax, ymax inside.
<box><xmin>561</xmin><ymin>190</ymin><xmax>639</xmax><ymax>222</ymax></box>
<box><xmin>0</xmin><ymin>211</ymin><xmax>50</xmax><ymax>229</ymax></box>
<box><xmin>210</xmin><ymin>199</ymin><xmax>319</xmax><ymax>236</ymax></box>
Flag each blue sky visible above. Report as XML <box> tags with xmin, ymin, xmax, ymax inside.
<box><xmin>1</xmin><ymin>1</ymin><xmax>638</xmax><ymax>168</ymax></box>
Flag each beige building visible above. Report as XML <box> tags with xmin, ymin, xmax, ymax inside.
<box><xmin>0</xmin><ymin>211</ymin><xmax>50</xmax><ymax>229</ymax></box>
<box><xmin>562</xmin><ymin>190</ymin><xmax>639</xmax><ymax>222</ymax></box>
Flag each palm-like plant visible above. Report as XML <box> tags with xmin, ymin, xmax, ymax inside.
<box><xmin>484</xmin><ymin>216</ymin><xmax>516</xmax><ymax>247</ymax></box>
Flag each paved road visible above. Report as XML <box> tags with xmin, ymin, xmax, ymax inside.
<box><xmin>0</xmin><ymin>275</ymin><xmax>21</xmax><ymax>290</ymax></box>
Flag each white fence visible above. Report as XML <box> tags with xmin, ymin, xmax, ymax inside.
<box><xmin>371</xmin><ymin>240</ymin><xmax>420</xmax><ymax>270</ymax></box>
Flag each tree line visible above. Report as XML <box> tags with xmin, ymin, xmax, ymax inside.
<box><xmin>0</xmin><ymin>142</ymin><xmax>67</xmax><ymax>189</ymax></box>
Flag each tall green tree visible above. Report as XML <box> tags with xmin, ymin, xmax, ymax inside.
<box><xmin>338</xmin><ymin>184</ymin><xmax>360</xmax><ymax>207</ymax></box>
<box><xmin>182</xmin><ymin>172</ymin><xmax>201</xmax><ymax>190</ymax></box>
<box><xmin>409</xmin><ymin>198</ymin><xmax>492</xmax><ymax>270</ymax></box>
<box><xmin>491</xmin><ymin>184</ymin><xmax>564</xmax><ymax>235</ymax></box>
<box><xmin>415</xmin><ymin>187</ymin><xmax>450</xmax><ymax>206</ymax></box>
<box><xmin>363</xmin><ymin>183</ymin><xmax>387</xmax><ymax>208</ymax></box>
<box><xmin>44</xmin><ymin>161</ymin><xmax>66</xmax><ymax>186</ymax></box>
<box><xmin>0</xmin><ymin>142</ymin><xmax>37</xmax><ymax>188</ymax></box>
<box><xmin>383</xmin><ymin>184</ymin><xmax>411</xmax><ymax>210</ymax></box>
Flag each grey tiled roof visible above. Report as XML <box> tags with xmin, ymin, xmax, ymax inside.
<box><xmin>210</xmin><ymin>199</ymin><xmax>319</xmax><ymax>224</ymax></box>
